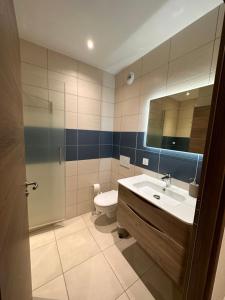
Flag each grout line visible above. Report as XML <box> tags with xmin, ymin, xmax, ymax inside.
<box><xmin>53</xmin><ymin>229</ymin><xmax>71</xmax><ymax>300</ymax></box>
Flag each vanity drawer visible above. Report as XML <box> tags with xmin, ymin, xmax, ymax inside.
<box><xmin>118</xmin><ymin>184</ymin><xmax>191</xmax><ymax>248</ymax></box>
<box><xmin>117</xmin><ymin>200</ymin><xmax>186</xmax><ymax>285</ymax></box>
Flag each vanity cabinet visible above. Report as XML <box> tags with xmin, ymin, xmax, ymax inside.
<box><xmin>117</xmin><ymin>184</ymin><xmax>192</xmax><ymax>286</ymax></box>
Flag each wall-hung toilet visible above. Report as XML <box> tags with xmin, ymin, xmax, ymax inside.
<box><xmin>94</xmin><ymin>190</ymin><xmax>118</xmax><ymax>218</ymax></box>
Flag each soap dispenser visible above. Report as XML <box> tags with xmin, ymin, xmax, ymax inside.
<box><xmin>189</xmin><ymin>178</ymin><xmax>199</xmax><ymax>198</ymax></box>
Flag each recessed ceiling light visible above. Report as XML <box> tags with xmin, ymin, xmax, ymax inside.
<box><xmin>186</xmin><ymin>91</ymin><xmax>190</xmax><ymax>96</ymax></box>
<box><xmin>87</xmin><ymin>39</ymin><xmax>94</xmax><ymax>50</ymax></box>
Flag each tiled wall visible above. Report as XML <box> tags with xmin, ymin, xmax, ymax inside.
<box><xmin>20</xmin><ymin>39</ymin><xmax>115</xmax><ymax>219</ymax></box>
<box><xmin>111</xmin><ymin>4</ymin><xmax>224</xmax><ymax>190</ymax></box>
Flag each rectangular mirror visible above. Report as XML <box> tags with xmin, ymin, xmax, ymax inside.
<box><xmin>146</xmin><ymin>85</ymin><xmax>213</xmax><ymax>153</ymax></box>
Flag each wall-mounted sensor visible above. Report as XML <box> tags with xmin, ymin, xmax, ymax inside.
<box><xmin>126</xmin><ymin>72</ymin><xmax>135</xmax><ymax>85</ymax></box>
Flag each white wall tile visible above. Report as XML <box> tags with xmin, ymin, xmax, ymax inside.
<box><xmin>65</xmin><ymin>112</ymin><xmax>77</xmax><ymax>129</ymax></box>
<box><xmin>78</xmin><ymin>62</ymin><xmax>102</xmax><ymax>84</ymax></box>
<box><xmin>101</xmin><ymin>102</ymin><xmax>114</xmax><ymax>117</ymax></box>
<box><xmin>101</xmin><ymin>117</ymin><xmax>114</xmax><ymax>131</ymax></box>
<box><xmin>142</xmin><ymin>40</ymin><xmax>170</xmax><ymax>75</ymax></box>
<box><xmin>78</xmin><ymin>114</ymin><xmax>100</xmax><ymax>130</ymax></box>
<box><xmin>102</xmin><ymin>86</ymin><xmax>115</xmax><ymax>103</ymax></box>
<box><xmin>20</xmin><ymin>39</ymin><xmax>47</xmax><ymax>68</ymax></box>
<box><xmin>102</xmin><ymin>72</ymin><xmax>115</xmax><ymax>88</ymax></box>
<box><xmin>78</xmin><ymin>97</ymin><xmax>101</xmax><ymax>116</ymax></box>
<box><xmin>21</xmin><ymin>63</ymin><xmax>48</xmax><ymax>88</ymax></box>
<box><xmin>78</xmin><ymin>79</ymin><xmax>101</xmax><ymax>100</ymax></box>
<box><xmin>170</xmin><ymin>8</ymin><xmax>218</xmax><ymax>60</ymax></box>
<box><xmin>48</xmin><ymin>50</ymin><xmax>78</xmax><ymax>78</ymax></box>
<box><xmin>65</xmin><ymin>94</ymin><xmax>77</xmax><ymax>113</ymax></box>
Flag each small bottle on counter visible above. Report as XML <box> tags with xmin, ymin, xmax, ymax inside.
<box><xmin>189</xmin><ymin>178</ymin><xmax>199</xmax><ymax>198</ymax></box>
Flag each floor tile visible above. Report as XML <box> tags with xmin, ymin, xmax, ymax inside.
<box><xmin>116</xmin><ymin>239</ymin><xmax>153</xmax><ymax>277</ymax></box>
<box><xmin>104</xmin><ymin>244</ymin><xmax>139</xmax><ymax>289</ymax></box>
<box><xmin>30</xmin><ymin>229</ymin><xmax>55</xmax><ymax>251</ymax></box>
<box><xmin>30</xmin><ymin>242</ymin><xmax>62</xmax><ymax>290</ymax></box>
<box><xmin>141</xmin><ymin>262</ymin><xmax>182</xmax><ymax>300</ymax></box>
<box><xmin>117</xmin><ymin>292</ymin><xmax>130</xmax><ymax>300</ymax></box>
<box><xmin>89</xmin><ymin>224</ymin><xmax>119</xmax><ymax>250</ymax></box>
<box><xmin>32</xmin><ymin>275</ymin><xmax>68</xmax><ymax>300</ymax></box>
<box><xmin>54</xmin><ymin>216</ymin><xmax>86</xmax><ymax>240</ymax></box>
<box><xmin>64</xmin><ymin>253</ymin><xmax>123</xmax><ymax>300</ymax></box>
<box><xmin>57</xmin><ymin>228</ymin><xmax>100</xmax><ymax>272</ymax></box>
<box><xmin>126</xmin><ymin>279</ymin><xmax>155</xmax><ymax>300</ymax></box>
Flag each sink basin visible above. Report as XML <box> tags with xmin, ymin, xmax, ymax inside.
<box><xmin>133</xmin><ymin>181</ymin><xmax>185</xmax><ymax>206</ymax></box>
<box><xmin>118</xmin><ymin>174</ymin><xmax>197</xmax><ymax>224</ymax></box>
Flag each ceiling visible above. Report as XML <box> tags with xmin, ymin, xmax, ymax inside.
<box><xmin>14</xmin><ymin>0</ymin><xmax>222</xmax><ymax>74</ymax></box>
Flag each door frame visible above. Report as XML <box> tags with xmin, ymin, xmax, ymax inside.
<box><xmin>184</xmin><ymin>5</ymin><xmax>225</xmax><ymax>299</ymax></box>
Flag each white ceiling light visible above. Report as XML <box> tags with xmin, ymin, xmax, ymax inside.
<box><xmin>87</xmin><ymin>39</ymin><xmax>94</xmax><ymax>50</ymax></box>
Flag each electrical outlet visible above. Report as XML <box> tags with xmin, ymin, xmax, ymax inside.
<box><xmin>143</xmin><ymin>158</ymin><xmax>149</xmax><ymax>166</ymax></box>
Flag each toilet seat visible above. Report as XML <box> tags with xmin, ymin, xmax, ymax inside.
<box><xmin>94</xmin><ymin>190</ymin><xmax>118</xmax><ymax>207</ymax></box>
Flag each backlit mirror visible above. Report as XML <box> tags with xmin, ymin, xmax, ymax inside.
<box><xmin>146</xmin><ymin>85</ymin><xmax>213</xmax><ymax>153</ymax></box>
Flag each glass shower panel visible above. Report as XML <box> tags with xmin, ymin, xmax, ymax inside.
<box><xmin>23</xmin><ymin>85</ymin><xmax>65</xmax><ymax>229</ymax></box>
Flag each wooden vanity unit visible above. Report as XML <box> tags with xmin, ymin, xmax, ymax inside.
<box><xmin>117</xmin><ymin>184</ymin><xmax>193</xmax><ymax>286</ymax></box>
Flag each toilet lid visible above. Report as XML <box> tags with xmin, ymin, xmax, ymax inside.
<box><xmin>94</xmin><ymin>190</ymin><xmax>118</xmax><ymax>207</ymax></box>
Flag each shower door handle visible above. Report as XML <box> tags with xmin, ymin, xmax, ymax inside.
<box><xmin>25</xmin><ymin>181</ymin><xmax>38</xmax><ymax>197</ymax></box>
<box><xmin>58</xmin><ymin>146</ymin><xmax>63</xmax><ymax>164</ymax></box>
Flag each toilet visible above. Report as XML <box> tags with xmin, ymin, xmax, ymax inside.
<box><xmin>94</xmin><ymin>190</ymin><xmax>118</xmax><ymax>218</ymax></box>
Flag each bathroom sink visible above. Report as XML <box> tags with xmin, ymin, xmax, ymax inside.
<box><xmin>118</xmin><ymin>174</ymin><xmax>197</xmax><ymax>224</ymax></box>
<box><xmin>133</xmin><ymin>181</ymin><xmax>185</xmax><ymax>206</ymax></box>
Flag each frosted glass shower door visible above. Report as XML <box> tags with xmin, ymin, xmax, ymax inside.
<box><xmin>23</xmin><ymin>86</ymin><xmax>65</xmax><ymax>229</ymax></box>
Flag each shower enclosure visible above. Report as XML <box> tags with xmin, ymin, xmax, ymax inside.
<box><xmin>23</xmin><ymin>85</ymin><xmax>65</xmax><ymax>229</ymax></box>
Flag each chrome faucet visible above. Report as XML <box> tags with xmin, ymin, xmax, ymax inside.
<box><xmin>161</xmin><ymin>173</ymin><xmax>171</xmax><ymax>188</ymax></box>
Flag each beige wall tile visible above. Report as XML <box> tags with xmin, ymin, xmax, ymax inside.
<box><xmin>102</xmin><ymin>72</ymin><xmax>115</xmax><ymax>88</ymax></box>
<box><xmin>101</xmin><ymin>102</ymin><xmax>114</xmax><ymax>117</ymax></box>
<box><xmin>77</xmin><ymin>201</ymin><xmax>92</xmax><ymax>215</ymax></box>
<box><xmin>78</xmin><ymin>79</ymin><xmax>101</xmax><ymax>100</ymax></box>
<box><xmin>113</xmin><ymin>117</ymin><xmax>121</xmax><ymax>132</ymax></box>
<box><xmin>102</xmin><ymin>86</ymin><xmax>115</xmax><ymax>103</ymax></box>
<box><xmin>99</xmin><ymin>171</ymin><xmax>111</xmax><ymax>184</ymax></box>
<box><xmin>99</xmin><ymin>158</ymin><xmax>112</xmax><ymax>171</ymax></box>
<box><xmin>48</xmin><ymin>50</ymin><xmax>78</xmax><ymax>78</ymax></box>
<box><xmin>115</xmin><ymin>70</ymin><xmax>125</xmax><ymax>88</ymax></box>
<box><xmin>124</xmin><ymin>78</ymin><xmax>141</xmax><ymax>100</ymax></box>
<box><xmin>142</xmin><ymin>40</ymin><xmax>170</xmax><ymax>75</ymax></box>
<box><xmin>66</xmin><ymin>189</ymin><xmax>77</xmax><ymax>206</ymax></box>
<box><xmin>78</xmin><ymin>159</ymin><xmax>99</xmax><ymax>175</ymax></box>
<box><xmin>78</xmin><ymin>97</ymin><xmax>101</xmax><ymax>116</ymax></box>
<box><xmin>65</xmin><ymin>161</ymin><xmax>77</xmax><ymax>176</ymax></box>
<box><xmin>170</xmin><ymin>8</ymin><xmax>218</xmax><ymax>60</ymax></box>
<box><xmin>65</xmin><ymin>94</ymin><xmax>77</xmax><ymax>113</ymax></box>
<box><xmin>21</xmin><ymin>63</ymin><xmax>48</xmax><ymax>88</ymax></box>
<box><xmin>77</xmin><ymin>187</ymin><xmax>91</xmax><ymax>203</ymax></box>
<box><xmin>168</xmin><ymin>42</ymin><xmax>213</xmax><ymax>88</ymax></box>
<box><xmin>119</xmin><ymin>165</ymin><xmax>135</xmax><ymax>178</ymax></box>
<box><xmin>101</xmin><ymin>117</ymin><xmax>114</xmax><ymax>131</ymax></box>
<box><xmin>49</xmin><ymin>90</ymin><xmax>64</xmax><ymax>111</ymax></box>
<box><xmin>22</xmin><ymin>84</ymin><xmax>48</xmax><ymax>102</ymax></box>
<box><xmin>121</xmin><ymin>115</ymin><xmax>139</xmax><ymax>132</ymax></box>
<box><xmin>122</xmin><ymin>96</ymin><xmax>140</xmax><ymax>116</ymax></box>
<box><xmin>77</xmin><ymin>172</ymin><xmax>99</xmax><ymax>188</ymax></box>
<box><xmin>216</xmin><ymin>4</ymin><xmax>225</xmax><ymax>38</ymax></box>
<box><xmin>20</xmin><ymin>39</ymin><xmax>47</xmax><ymax>68</ymax></box>
<box><xmin>78</xmin><ymin>62</ymin><xmax>102</xmax><ymax>84</ymax></box>
<box><xmin>48</xmin><ymin>71</ymin><xmax>77</xmax><ymax>95</ymax></box>
<box><xmin>66</xmin><ymin>175</ymin><xmax>77</xmax><ymax>191</ymax></box>
<box><xmin>65</xmin><ymin>112</ymin><xmax>77</xmax><ymax>129</ymax></box>
<box><xmin>141</xmin><ymin>65</ymin><xmax>167</xmax><ymax>99</ymax></box>
<box><xmin>78</xmin><ymin>114</ymin><xmax>100</xmax><ymax>130</ymax></box>
<box><xmin>65</xmin><ymin>204</ymin><xmax>77</xmax><ymax>219</ymax></box>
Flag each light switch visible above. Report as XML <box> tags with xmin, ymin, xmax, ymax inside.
<box><xmin>143</xmin><ymin>158</ymin><xmax>149</xmax><ymax>166</ymax></box>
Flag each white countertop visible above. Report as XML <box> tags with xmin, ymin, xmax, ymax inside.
<box><xmin>118</xmin><ymin>174</ymin><xmax>197</xmax><ymax>224</ymax></box>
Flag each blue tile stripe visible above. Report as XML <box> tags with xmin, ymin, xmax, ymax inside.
<box><xmin>25</xmin><ymin>127</ymin><xmax>203</xmax><ymax>183</ymax></box>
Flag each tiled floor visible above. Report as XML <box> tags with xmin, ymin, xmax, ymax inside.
<box><xmin>31</xmin><ymin>213</ymin><xmax>182</xmax><ymax>300</ymax></box>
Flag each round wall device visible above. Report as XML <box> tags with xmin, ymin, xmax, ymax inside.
<box><xmin>126</xmin><ymin>72</ymin><xmax>135</xmax><ymax>85</ymax></box>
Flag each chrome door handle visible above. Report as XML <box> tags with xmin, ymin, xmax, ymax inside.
<box><xmin>25</xmin><ymin>181</ymin><xmax>38</xmax><ymax>190</ymax></box>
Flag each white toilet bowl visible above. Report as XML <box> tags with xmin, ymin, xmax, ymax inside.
<box><xmin>94</xmin><ymin>190</ymin><xmax>118</xmax><ymax>218</ymax></box>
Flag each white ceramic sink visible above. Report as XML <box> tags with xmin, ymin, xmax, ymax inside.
<box><xmin>118</xmin><ymin>174</ymin><xmax>197</xmax><ymax>224</ymax></box>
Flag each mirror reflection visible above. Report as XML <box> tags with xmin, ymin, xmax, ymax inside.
<box><xmin>146</xmin><ymin>85</ymin><xmax>213</xmax><ymax>153</ymax></box>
